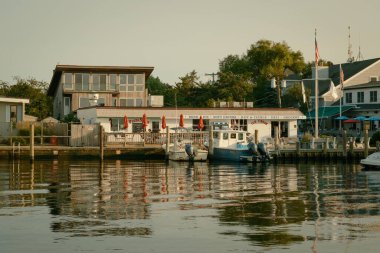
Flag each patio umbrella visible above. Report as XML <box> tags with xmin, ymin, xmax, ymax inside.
<box><xmin>142</xmin><ymin>113</ymin><xmax>148</xmax><ymax>129</ymax></box>
<box><xmin>335</xmin><ymin>116</ymin><xmax>349</xmax><ymax>120</ymax></box>
<box><xmin>179</xmin><ymin>114</ymin><xmax>184</xmax><ymax>127</ymax></box>
<box><xmin>354</xmin><ymin>116</ymin><xmax>366</xmax><ymax>121</ymax></box>
<box><xmin>123</xmin><ymin>115</ymin><xmax>128</xmax><ymax>129</ymax></box>
<box><xmin>343</xmin><ymin>119</ymin><xmax>360</xmax><ymax>123</ymax></box>
<box><xmin>367</xmin><ymin>116</ymin><xmax>380</xmax><ymax>121</ymax></box>
<box><xmin>198</xmin><ymin>116</ymin><xmax>204</xmax><ymax>130</ymax></box>
<box><xmin>161</xmin><ymin>115</ymin><xmax>167</xmax><ymax>129</ymax></box>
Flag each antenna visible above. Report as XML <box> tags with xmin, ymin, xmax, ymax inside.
<box><xmin>347</xmin><ymin>26</ymin><xmax>355</xmax><ymax>63</ymax></box>
<box><xmin>205</xmin><ymin>72</ymin><xmax>217</xmax><ymax>83</ymax></box>
<box><xmin>356</xmin><ymin>34</ymin><xmax>364</xmax><ymax>61</ymax></box>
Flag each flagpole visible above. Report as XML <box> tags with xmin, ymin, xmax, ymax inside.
<box><xmin>339</xmin><ymin>64</ymin><xmax>343</xmax><ymax>130</ymax></box>
<box><xmin>315</xmin><ymin>29</ymin><xmax>319</xmax><ymax>138</ymax></box>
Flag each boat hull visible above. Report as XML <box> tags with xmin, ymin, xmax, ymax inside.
<box><xmin>360</xmin><ymin>152</ymin><xmax>380</xmax><ymax>169</ymax></box>
<box><xmin>211</xmin><ymin>147</ymin><xmax>252</xmax><ymax>162</ymax></box>
<box><xmin>168</xmin><ymin>150</ymin><xmax>208</xmax><ymax>161</ymax></box>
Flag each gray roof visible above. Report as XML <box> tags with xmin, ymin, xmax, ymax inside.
<box><xmin>343</xmin><ymin>81</ymin><xmax>380</xmax><ymax>90</ymax></box>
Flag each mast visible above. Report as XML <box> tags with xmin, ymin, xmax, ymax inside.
<box><xmin>315</xmin><ymin>29</ymin><xmax>319</xmax><ymax>138</ymax></box>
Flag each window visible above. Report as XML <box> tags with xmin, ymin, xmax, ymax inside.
<box><xmin>223</xmin><ymin>133</ymin><xmax>229</xmax><ymax>140</ymax></box>
<box><xmin>213</xmin><ymin>132</ymin><xmax>219</xmax><ymax>139</ymax></box>
<box><xmin>98</xmin><ymin>97</ymin><xmax>105</xmax><ymax>106</ymax></box>
<box><xmin>126</xmin><ymin>99</ymin><xmax>134</xmax><ymax>106</ymax></box>
<box><xmin>136</xmin><ymin>74</ymin><xmax>144</xmax><ymax>84</ymax></box>
<box><xmin>127</xmin><ymin>74</ymin><xmax>134</xmax><ymax>92</ymax></box>
<box><xmin>119</xmin><ymin>74</ymin><xmax>126</xmax><ymax>91</ymax></box>
<box><xmin>93</xmin><ymin>74</ymin><xmax>100</xmax><ymax>91</ymax></box>
<box><xmin>64</xmin><ymin>97</ymin><xmax>71</xmax><ymax>116</ymax></box>
<box><xmin>136</xmin><ymin>98</ymin><xmax>143</xmax><ymax>106</ymax></box>
<box><xmin>83</xmin><ymin>74</ymin><xmax>89</xmax><ymax>91</ymax></box>
<box><xmin>370</xmin><ymin>91</ymin><xmax>378</xmax><ymax>102</ymax></box>
<box><xmin>79</xmin><ymin>97</ymin><xmax>90</xmax><ymax>108</ymax></box>
<box><xmin>75</xmin><ymin>74</ymin><xmax>82</xmax><ymax>91</ymax></box>
<box><xmin>119</xmin><ymin>99</ymin><xmax>127</xmax><ymax>107</ymax></box>
<box><xmin>230</xmin><ymin>133</ymin><xmax>236</xmax><ymax>139</ymax></box>
<box><xmin>346</xmin><ymin>92</ymin><xmax>352</xmax><ymax>103</ymax></box>
<box><xmin>238</xmin><ymin>133</ymin><xmax>244</xmax><ymax>141</ymax></box>
<box><xmin>370</xmin><ymin>76</ymin><xmax>378</xmax><ymax>82</ymax></box>
<box><xmin>64</xmin><ymin>73</ymin><xmax>73</xmax><ymax>89</ymax></box>
<box><xmin>357</xmin><ymin>92</ymin><xmax>364</xmax><ymax>103</ymax></box>
<box><xmin>110</xmin><ymin>74</ymin><xmax>117</xmax><ymax>90</ymax></box>
<box><xmin>100</xmin><ymin>74</ymin><xmax>107</xmax><ymax>91</ymax></box>
<box><xmin>135</xmin><ymin>85</ymin><xmax>144</xmax><ymax>91</ymax></box>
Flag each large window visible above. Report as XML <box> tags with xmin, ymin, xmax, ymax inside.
<box><xmin>231</xmin><ymin>119</ymin><xmax>247</xmax><ymax>131</ymax></box>
<box><xmin>83</xmin><ymin>74</ymin><xmax>89</xmax><ymax>91</ymax></box>
<box><xmin>345</xmin><ymin>92</ymin><xmax>352</xmax><ymax>103</ymax></box>
<box><xmin>110</xmin><ymin>74</ymin><xmax>117</xmax><ymax>90</ymax></box>
<box><xmin>75</xmin><ymin>74</ymin><xmax>82</xmax><ymax>91</ymax></box>
<box><xmin>126</xmin><ymin>99</ymin><xmax>134</xmax><ymax>106</ymax></box>
<box><xmin>93</xmin><ymin>74</ymin><xmax>100</xmax><ymax>91</ymax></box>
<box><xmin>136</xmin><ymin>98</ymin><xmax>143</xmax><ymax>106</ymax></box>
<box><xmin>119</xmin><ymin>74</ymin><xmax>127</xmax><ymax>91</ymax></box>
<box><xmin>64</xmin><ymin>73</ymin><xmax>73</xmax><ymax>90</ymax></box>
<box><xmin>119</xmin><ymin>99</ymin><xmax>127</xmax><ymax>107</ymax></box>
<box><xmin>79</xmin><ymin>97</ymin><xmax>90</xmax><ymax>108</ymax></box>
<box><xmin>100</xmin><ymin>74</ymin><xmax>107</xmax><ymax>91</ymax></box>
<box><xmin>370</xmin><ymin>90</ymin><xmax>377</xmax><ymax>102</ymax></box>
<box><xmin>357</xmin><ymin>92</ymin><xmax>364</xmax><ymax>103</ymax></box>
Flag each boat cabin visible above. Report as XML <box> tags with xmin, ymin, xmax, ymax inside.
<box><xmin>212</xmin><ymin>129</ymin><xmax>249</xmax><ymax>149</ymax></box>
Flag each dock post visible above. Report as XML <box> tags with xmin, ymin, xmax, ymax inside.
<box><xmin>99</xmin><ymin>125</ymin><xmax>104</xmax><ymax>160</ymax></box>
<box><xmin>364</xmin><ymin>122</ymin><xmax>369</xmax><ymax>158</ymax></box>
<box><xmin>254</xmin><ymin>130</ymin><xmax>258</xmax><ymax>144</ymax></box>
<box><xmin>274</xmin><ymin>126</ymin><xmax>279</xmax><ymax>150</ymax></box>
<box><xmin>296</xmin><ymin>141</ymin><xmax>300</xmax><ymax>156</ymax></box>
<box><xmin>30</xmin><ymin>123</ymin><xmax>34</xmax><ymax>161</ymax></box>
<box><xmin>209</xmin><ymin>127</ymin><xmax>214</xmax><ymax>156</ymax></box>
<box><xmin>165</xmin><ymin>127</ymin><xmax>170</xmax><ymax>155</ymax></box>
<box><xmin>323</xmin><ymin>138</ymin><xmax>328</xmax><ymax>155</ymax></box>
<box><xmin>342</xmin><ymin>130</ymin><xmax>347</xmax><ymax>157</ymax></box>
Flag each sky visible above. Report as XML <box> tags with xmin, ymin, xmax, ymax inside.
<box><xmin>1</xmin><ymin>0</ymin><xmax>380</xmax><ymax>86</ymax></box>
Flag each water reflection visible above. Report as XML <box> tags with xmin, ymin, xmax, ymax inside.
<box><xmin>1</xmin><ymin>159</ymin><xmax>380</xmax><ymax>251</ymax></box>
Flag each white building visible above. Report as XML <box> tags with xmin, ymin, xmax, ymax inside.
<box><xmin>77</xmin><ymin>106</ymin><xmax>306</xmax><ymax>141</ymax></box>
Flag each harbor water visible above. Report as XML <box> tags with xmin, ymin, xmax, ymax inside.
<box><xmin>1</xmin><ymin>159</ymin><xmax>380</xmax><ymax>253</ymax></box>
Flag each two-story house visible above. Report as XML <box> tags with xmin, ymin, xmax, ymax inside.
<box><xmin>47</xmin><ymin>65</ymin><xmax>154</xmax><ymax>119</ymax></box>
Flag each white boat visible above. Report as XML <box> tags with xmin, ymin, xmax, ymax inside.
<box><xmin>360</xmin><ymin>152</ymin><xmax>380</xmax><ymax>169</ymax></box>
<box><xmin>162</xmin><ymin>127</ymin><xmax>208</xmax><ymax>162</ymax></box>
<box><xmin>209</xmin><ymin>129</ymin><xmax>271</xmax><ymax>163</ymax></box>
<box><xmin>163</xmin><ymin>140</ymin><xmax>208</xmax><ymax>161</ymax></box>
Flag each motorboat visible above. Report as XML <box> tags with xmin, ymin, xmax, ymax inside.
<box><xmin>208</xmin><ymin>129</ymin><xmax>271</xmax><ymax>162</ymax></box>
<box><xmin>360</xmin><ymin>152</ymin><xmax>380</xmax><ymax>169</ymax></box>
<box><xmin>162</xmin><ymin>127</ymin><xmax>208</xmax><ymax>162</ymax></box>
<box><xmin>163</xmin><ymin>139</ymin><xmax>208</xmax><ymax>161</ymax></box>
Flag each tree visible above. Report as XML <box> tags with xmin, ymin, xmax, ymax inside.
<box><xmin>281</xmin><ymin>82</ymin><xmax>311</xmax><ymax>114</ymax></box>
<box><xmin>219</xmin><ymin>40</ymin><xmax>307</xmax><ymax>107</ymax></box>
<box><xmin>0</xmin><ymin>77</ymin><xmax>53</xmax><ymax>120</ymax></box>
<box><xmin>146</xmin><ymin>76</ymin><xmax>175</xmax><ymax>106</ymax></box>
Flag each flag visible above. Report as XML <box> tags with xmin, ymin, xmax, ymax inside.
<box><xmin>301</xmin><ymin>81</ymin><xmax>306</xmax><ymax>103</ymax></box>
<box><xmin>340</xmin><ymin>64</ymin><xmax>344</xmax><ymax>86</ymax></box>
<box><xmin>330</xmin><ymin>81</ymin><xmax>338</xmax><ymax>100</ymax></box>
<box><xmin>315</xmin><ymin>38</ymin><xmax>320</xmax><ymax>65</ymax></box>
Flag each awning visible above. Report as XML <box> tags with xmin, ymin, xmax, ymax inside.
<box><xmin>307</xmin><ymin>106</ymin><xmax>355</xmax><ymax>120</ymax></box>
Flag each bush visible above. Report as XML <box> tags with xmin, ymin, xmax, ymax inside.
<box><xmin>369</xmin><ymin>131</ymin><xmax>380</xmax><ymax>147</ymax></box>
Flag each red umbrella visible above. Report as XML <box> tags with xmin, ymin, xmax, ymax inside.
<box><xmin>343</xmin><ymin>119</ymin><xmax>360</xmax><ymax>123</ymax></box>
<box><xmin>123</xmin><ymin>115</ymin><xmax>128</xmax><ymax>129</ymax></box>
<box><xmin>162</xmin><ymin>115</ymin><xmax>167</xmax><ymax>129</ymax></box>
<box><xmin>198</xmin><ymin>116</ymin><xmax>204</xmax><ymax>130</ymax></box>
<box><xmin>142</xmin><ymin>113</ymin><xmax>148</xmax><ymax>129</ymax></box>
<box><xmin>179</xmin><ymin>114</ymin><xmax>184</xmax><ymax>127</ymax></box>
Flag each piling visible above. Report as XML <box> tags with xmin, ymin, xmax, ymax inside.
<box><xmin>30</xmin><ymin>123</ymin><xmax>34</xmax><ymax>161</ymax></box>
<box><xmin>254</xmin><ymin>130</ymin><xmax>258</xmax><ymax>144</ymax></box>
<box><xmin>99</xmin><ymin>125</ymin><xmax>104</xmax><ymax>160</ymax></box>
<box><xmin>274</xmin><ymin>126</ymin><xmax>279</xmax><ymax>150</ymax></box>
<box><xmin>209</xmin><ymin>127</ymin><xmax>214</xmax><ymax>156</ymax></box>
<box><xmin>165</xmin><ymin>127</ymin><xmax>170</xmax><ymax>155</ymax></box>
<box><xmin>364</xmin><ymin>126</ymin><xmax>369</xmax><ymax>158</ymax></box>
<box><xmin>342</xmin><ymin>130</ymin><xmax>347</xmax><ymax>157</ymax></box>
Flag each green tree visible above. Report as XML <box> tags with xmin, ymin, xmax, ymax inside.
<box><xmin>0</xmin><ymin>77</ymin><xmax>53</xmax><ymax>120</ymax></box>
<box><xmin>281</xmin><ymin>82</ymin><xmax>311</xmax><ymax>114</ymax></box>
<box><xmin>219</xmin><ymin>40</ymin><xmax>307</xmax><ymax>107</ymax></box>
<box><xmin>146</xmin><ymin>76</ymin><xmax>175</xmax><ymax>106</ymax></box>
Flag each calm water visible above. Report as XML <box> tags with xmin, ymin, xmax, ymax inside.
<box><xmin>1</xmin><ymin>159</ymin><xmax>380</xmax><ymax>253</ymax></box>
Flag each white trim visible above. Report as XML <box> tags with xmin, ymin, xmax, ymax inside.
<box><xmin>0</xmin><ymin>97</ymin><xmax>29</xmax><ymax>104</ymax></box>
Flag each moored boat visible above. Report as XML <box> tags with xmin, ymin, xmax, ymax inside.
<box><xmin>208</xmin><ymin>129</ymin><xmax>271</xmax><ymax>163</ymax></box>
<box><xmin>360</xmin><ymin>152</ymin><xmax>380</xmax><ymax>169</ymax></box>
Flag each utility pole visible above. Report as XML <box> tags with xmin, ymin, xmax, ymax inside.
<box><xmin>205</xmin><ymin>73</ymin><xmax>218</xmax><ymax>83</ymax></box>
